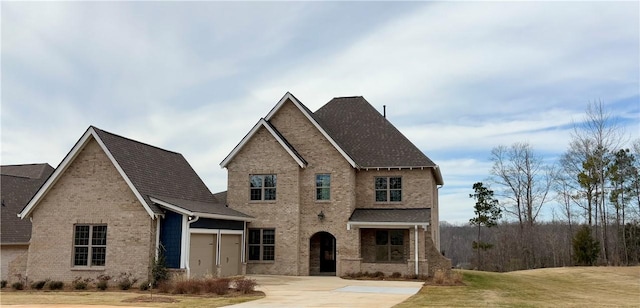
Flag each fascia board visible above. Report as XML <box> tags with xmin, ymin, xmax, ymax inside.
<box><xmin>19</xmin><ymin>127</ymin><xmax>156</xmax><ymax>219</ymax></box>
<box><xmin>220</xmin><ymin>118</ymin><xmax>306</xmax><ymax>168</ymax></box>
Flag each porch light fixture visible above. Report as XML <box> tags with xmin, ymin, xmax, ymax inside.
<box><xmin>317</xmin><ymin>210</ymin><xmax>325</xmax><ymax>221</ymax></box>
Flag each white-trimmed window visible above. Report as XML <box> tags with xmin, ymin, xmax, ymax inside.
<box><xmin>248</xmin><ymin>229</ymin><xmax>275</xmax><ymax>261</ymax></box>
<box><xmin>73</xmin><ymin>225</ymin><xmax>107</xmax><ymax>267</ymax></box>
<box><xmin>375</xmin><ymin>230</ymin><xmax>404</xmax><ymax>262</ymax></box>
<box><xmin>250</xmin><ymin>175</ymin><xmax>276</xmax><ymax>201</ymax></box>
<box><xmin>375</xmin><ymin>177</ymin><xmax>402</xmax><ymax>202</ymax></box>
<box><xmin>316</xmin><ymin>174</ymin><xmax>331</xmax><ymax>201</ymax></box>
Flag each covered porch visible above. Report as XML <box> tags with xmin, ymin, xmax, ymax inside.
<box><xmin>347</xmin><ymin>208</ymin><xmax>431</xmax><ymax>276</ymax></box>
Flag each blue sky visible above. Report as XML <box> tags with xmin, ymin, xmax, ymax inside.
<box><xmin>2</xmin><ymin>2</ymin><xmax>638</xmax><ymax>224</ymax></box>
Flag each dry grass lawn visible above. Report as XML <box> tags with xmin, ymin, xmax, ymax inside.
<box><xmin>396</xmin><ymin>266</ymin><xmax>640</xmax><ymax>307</ymax></box>
<box><xmin>0</xmin><ymin>290</ymin><xmax>264</xmax><ymax>307</ymax></box>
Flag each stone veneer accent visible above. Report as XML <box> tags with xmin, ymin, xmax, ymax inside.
<box><xmin>25</xmin><ymin>138</ymin><xmax>156</xmax><ymax>283</ymax></box>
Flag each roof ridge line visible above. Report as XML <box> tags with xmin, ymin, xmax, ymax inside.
<box><xmin>91</xmin><ymin>126</ymin><xmax>182</xmax><ymax>156</ymax></box>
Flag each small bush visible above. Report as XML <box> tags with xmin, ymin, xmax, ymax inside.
<box><xmin>234</xmin><ymin>278</ymin><xmax>257</xmax><ymax>294</ymax></box>
<box><xmin>72</xmin><ymin>277</ymin><xmax>92</xmax><ymax>290</ymax></box>
<box><xmin>372</xmin><ymin>271</ymin><xmax>385</xmax><ymax>278</ymax></box>
<box><xmin>139</xmin><ymin>280</ymin><xmax>151</xmax><ymax>291</ymax></box>
<box><xmin>173</xmin><ymin>279</ymin><xmax>201</xmax><ymax>294</ymax></box>
<box><xmin>152</xmin><ymin>254</ymin><xmax>169</xmax><ymax>287</ymax></box>
<box><xmin>96</xmin><ymin>274</ymin><xmax>111</xmax><ymax>291</ymax></box>
<box><xmin>404</xmin><ymin>273</ymin><xmax>418</xmax><ymax>280</ymax></box>
<box><xmin>157</xmin><ymin>281</ymin><xmax>172</xmax><ymax>293</ymax></box>
<box><xmin>116</xmin><ymin>272</ymin><xmax>138</xmax><ymax>290</ymax></box>
<box><xmin>1</xmin><ymin>280</ymin><xmax>7</xmax><ymax>288</ymax></box>
<box><xmin>96</xmin><ymin>280</ymin><xmax>108</xmax><ymax>290</ymax></box>
<box><xmin>390</xmin><ymin>272</ymin><xmax>402</xmax><ymax>278</ymax></box>
<box><xmin>433</xmin><ymin>270</ymin><xmax>446</xmax><ymax>284</ymax></box>
<box><xmin>31</xmin><ymin>280</ymin><xmax>47</xmax><ymax>290</ymax></box>
<box><xmin>11</xmin><ymin>282</ymin><xmax>24</xmax><ymax>290</ymax></box>
<box><xmin>204</xmin><ymin>278</ymin><xmax>230</xmax><ymax>295</ymax></box>
<box><xmin>49</xmin><ymin>281</ymin><xmax>64</xmax><ymax>290</ymax></box>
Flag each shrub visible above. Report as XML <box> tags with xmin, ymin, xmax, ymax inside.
<box><xmin>72</xmin><ymin>277</ymin><xmax>92</xmax><ymax>290</ymax></box>
<box><xmin>573</xmin><ymin>225</ymin><xmax>600</xmax><ymax>266</ymax></box>
<box><xmin>96</xmin><ymin>274</ymin><xmax>111</xmax><ymax>291</ymax></box>
<box><xmin>31</xmin><ymin>280</ymin><xmax>47</xmax><ymax>290</ymax></box>
<box><xmin>433</xmin><ymin>270</ymin><xmax>446</xmax><ymax>284</ymax></box>
<box><xmin>390</xmin><ymin>272</ymin><xmax>402</xmax><ymax>279</ymax></box>
<box><xmin>152</xmin><ymin>254</ymin><xmax>169</xmax><ymax>287</ymax></box>
<box><xmin>96</xmin><ymin>280</ymin><xmax>108</xmax><ymax>290</ymax></box>
<box><xmin>404</xmin><ymin>273</ymin><xmax>418</xmax><ymax>280</ymax></box>
<box><xmin>173</xmin><ymin>279</ymin><xmax>201</xmax><ymax>294</ymax></box>
<box><xmin>372</xmin><ymin>271</ymin><xmax>385</xmax><ymax>279</ymax></box>
<box><xmin>234</xmin><ymin>278</ymin><xmax>257</xmax><ymax>294</ymax></box>
<box><xmin>204</xmin><ymin>278</ymin><xmax>230</xmax><ymax>295</ymax></box>
<box><xmin>139</xmin><ymin>280</ymin><xmax>151</xmax><ymax>291</ymax></box>
<box><xmin>117</xmin><ymin>272</ymin><xmax>138</xmax><ymax>290</ymax></box>
<box><xmin>49</xmin><ymin>281</ymin><xmax>64</xmax><ymax>290</ymax></box>
<box><xmin>157</xmin><ymin>281</ymin><xmax>172</xmax><ymax>293</ymax></box>
<box><xmin>11</xmin><ymin>282</ymin><xmax>24</xmax><ymax>290</ymax></box>
<box><xmin>1</xmin><ymin>280</ymin><xmax>6</xmax><ymax>288</ymax></box>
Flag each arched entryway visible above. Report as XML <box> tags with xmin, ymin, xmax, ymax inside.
<box><xmin>309</xmin><ymin>232</ymin><xmax>336</xmax><ymax>275</ymax></box>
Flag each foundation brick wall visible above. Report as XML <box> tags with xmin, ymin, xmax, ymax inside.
<box><xmin>26</xmin><ymin>138</ymin><xmax>155</xmax><ymax>283</ymax></box>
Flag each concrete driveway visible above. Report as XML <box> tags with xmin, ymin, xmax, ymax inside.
<box><xmin>223</xmin><ymin>275</ymin><xmax>423</xmax><ymax>308</ymax></box>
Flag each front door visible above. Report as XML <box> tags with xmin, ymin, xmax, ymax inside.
<box><xmin>319</xmin><ymin>233</ymin><xmax>336</xmax><ymax>273</ymax></box>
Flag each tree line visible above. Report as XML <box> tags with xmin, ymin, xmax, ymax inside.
<box><xmin>442</xmin><ymin>101</ymin><xmax>640</xmax><ymax>270</ymax></box>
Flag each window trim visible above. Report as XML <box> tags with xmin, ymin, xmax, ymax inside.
<box><xmin>73</xmin><ymin>224</ymin><xmax>107</xmax><ymax>268</ymax></box>
<box><xmin>248</xmin><ymin>228</ymin><xmax>275</xmax><ymax>262</ymax></box>
<box><xmin>250</xmin><ymin>174</ymin><xmax>277</xmax><ymax>201</ymax></box>
<box><xmin>375</xmin><ymin>229</ymin><xmax>405</xmax><ymax>263</ymax></box>
<box><xmin>315</xmin><ymin>174</ymin><xmax>331</xmax><ymax>201</ymax></box>
<box><xmin>375</xmin><ymin>176</ymin><xmax>402</xmax><ymax>202</ymax></box>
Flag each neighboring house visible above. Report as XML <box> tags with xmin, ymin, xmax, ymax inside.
<box><xmin>18</xmin><ymin>127</ymin><xmax>252</xmax><ymax>283</ymax></box>
<box><xmin>221</xmin><ymin>93</ymin><xmax>450</xmax><ymax>277</ymax></box>
<box><xmin>1</xmin><ymin>164</ymin><xmax>53</xmax><ymax>282</ymax></box>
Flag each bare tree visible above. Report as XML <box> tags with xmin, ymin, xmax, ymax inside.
<box><xmin>490</xmin><ymin>142</ymin><xmax>554</xmax><ymax>268</ymax></box>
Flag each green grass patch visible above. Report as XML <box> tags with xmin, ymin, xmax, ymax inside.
<box><xmin>396</xmin><ymin>266</ymin><xmax>640</xmax><ymax>307</ymax></box>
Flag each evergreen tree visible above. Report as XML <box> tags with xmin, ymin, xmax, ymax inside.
<box><xmin>469</xmin><ymin>182</ymin><xmax>502</xmax><ymax>269</ymax></box>
<box><xmin>573</xmin><ymin>225</ymin><xmax>600</xmax><ymax>266</ymax></box>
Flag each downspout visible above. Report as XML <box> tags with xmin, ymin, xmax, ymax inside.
<box><xmin>415</xmin><ymin>225</ymin><xmax>419</xmax><ymax>276</ymax></box>
<box><xmin>241</xmin><ymin>221</ymin><xmax>247</xmax><ymax>263</ymax></box>
<box><xmin>216</xmin><ymin>229</ymin><xmax>222</xmax><ymax>268</ymax></box>
<box><xmin>155</xmin><ymin>216</ymin><xmax>161</xmax><ymax>260</ymax></box>
<box><xmin>185</xmin><ymin>215</ymin><xmax>200</xmax><ymax>278</ymax></box>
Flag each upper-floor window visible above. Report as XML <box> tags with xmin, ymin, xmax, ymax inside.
<box><xmin>250</xmin><ymin>174</ymin><xmax>276</xmax><ymax>201</ymax></box>
<box><xmin>248</xmin><ymin>229</ymin><xmax>275</xmax><ymax>261</ymax></box>
<box><xmin>316</xmin><ymin>174</ymin><xmax>331</xmax><ymax>201</ymax></box>
<box><xmin>375</xmin><ymin>177</ymin><xmax>402</xmax><ymax>202</ymax></box>
<box><xmin>73</xmin><ymin>225</ymin><xmax>107</xmax><ymax>267</ymax></box>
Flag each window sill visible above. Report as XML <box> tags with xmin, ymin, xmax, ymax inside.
<box><xmin>315</xmin><ymin>200</ymin><xmax>331</xmax><ymax>203</ymax></box>
<box><xmin>71</xmin><ymin>267</ymin><xmax>106</xmax><ymax>271</ymax></box>
<box><xmin>247</xmin><ymin>260</ymin><xmax>275</xmax><ymax>264</ymax></box>
<box><xmin>248</xmin><ymin>200</ymin><xmax>277</xmax><ymax>204</ymax></box>
<box><xmin>374</xmin><ymin>202</ymin><xmax>404</xmax><ymax>205</ymax></box>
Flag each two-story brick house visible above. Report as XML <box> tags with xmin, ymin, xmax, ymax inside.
<box><xmin>221</xmin><ymin>93</ymin><xmax>450</xmax><ymax>277</ymax></box>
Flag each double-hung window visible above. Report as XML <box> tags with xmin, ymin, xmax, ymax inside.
<box><xmin>250</xmin><ymin>175</ymin><xmax>276</xmax><ymax>201</ymax></box>
<box><xmin>73</xmin><ymin>225</ymin><xmax>107</xmax><ymax>267</ymax></box>
<box><xmin>375</xmin><ymin>230</ymin><xmax>405</xmax><ymax>262</ymax></box>
<box><xmin>375</xmin><ymin>177</ymin><xmax>402</xmax><ymax>202</ymax></box>
<box><xmin>248</xmin><ymin>229</ymin><xmax>275</xmax><ymax>261</ymax></box>
<box><xmin>316</xmin><ymin>174</ymin><xmax>331</xmax><ymax>201</ymax></box>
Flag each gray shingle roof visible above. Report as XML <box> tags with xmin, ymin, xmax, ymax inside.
<box><xmin>92</xmin><ymin>127</ymin><xmax>224</xmax><ymax>216</ymax></box>
<box><xmin>151</xmin><ymin>195</ymin><xmax>251</xmax><ymax>219</ymax></box>
<box><xmin>314</xmin><ymin>96</ymin><xmax>436</xmax><ymax>168</ymax></box>
<box><xmin>349</xmin><ymin>208</ymin><xmax>431</xmax><ymax>223</ymax></box>
<box><xmin>1</xmin><ymin>164</ymin><xmax>54</xmax><ymax>244</ymax></box>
